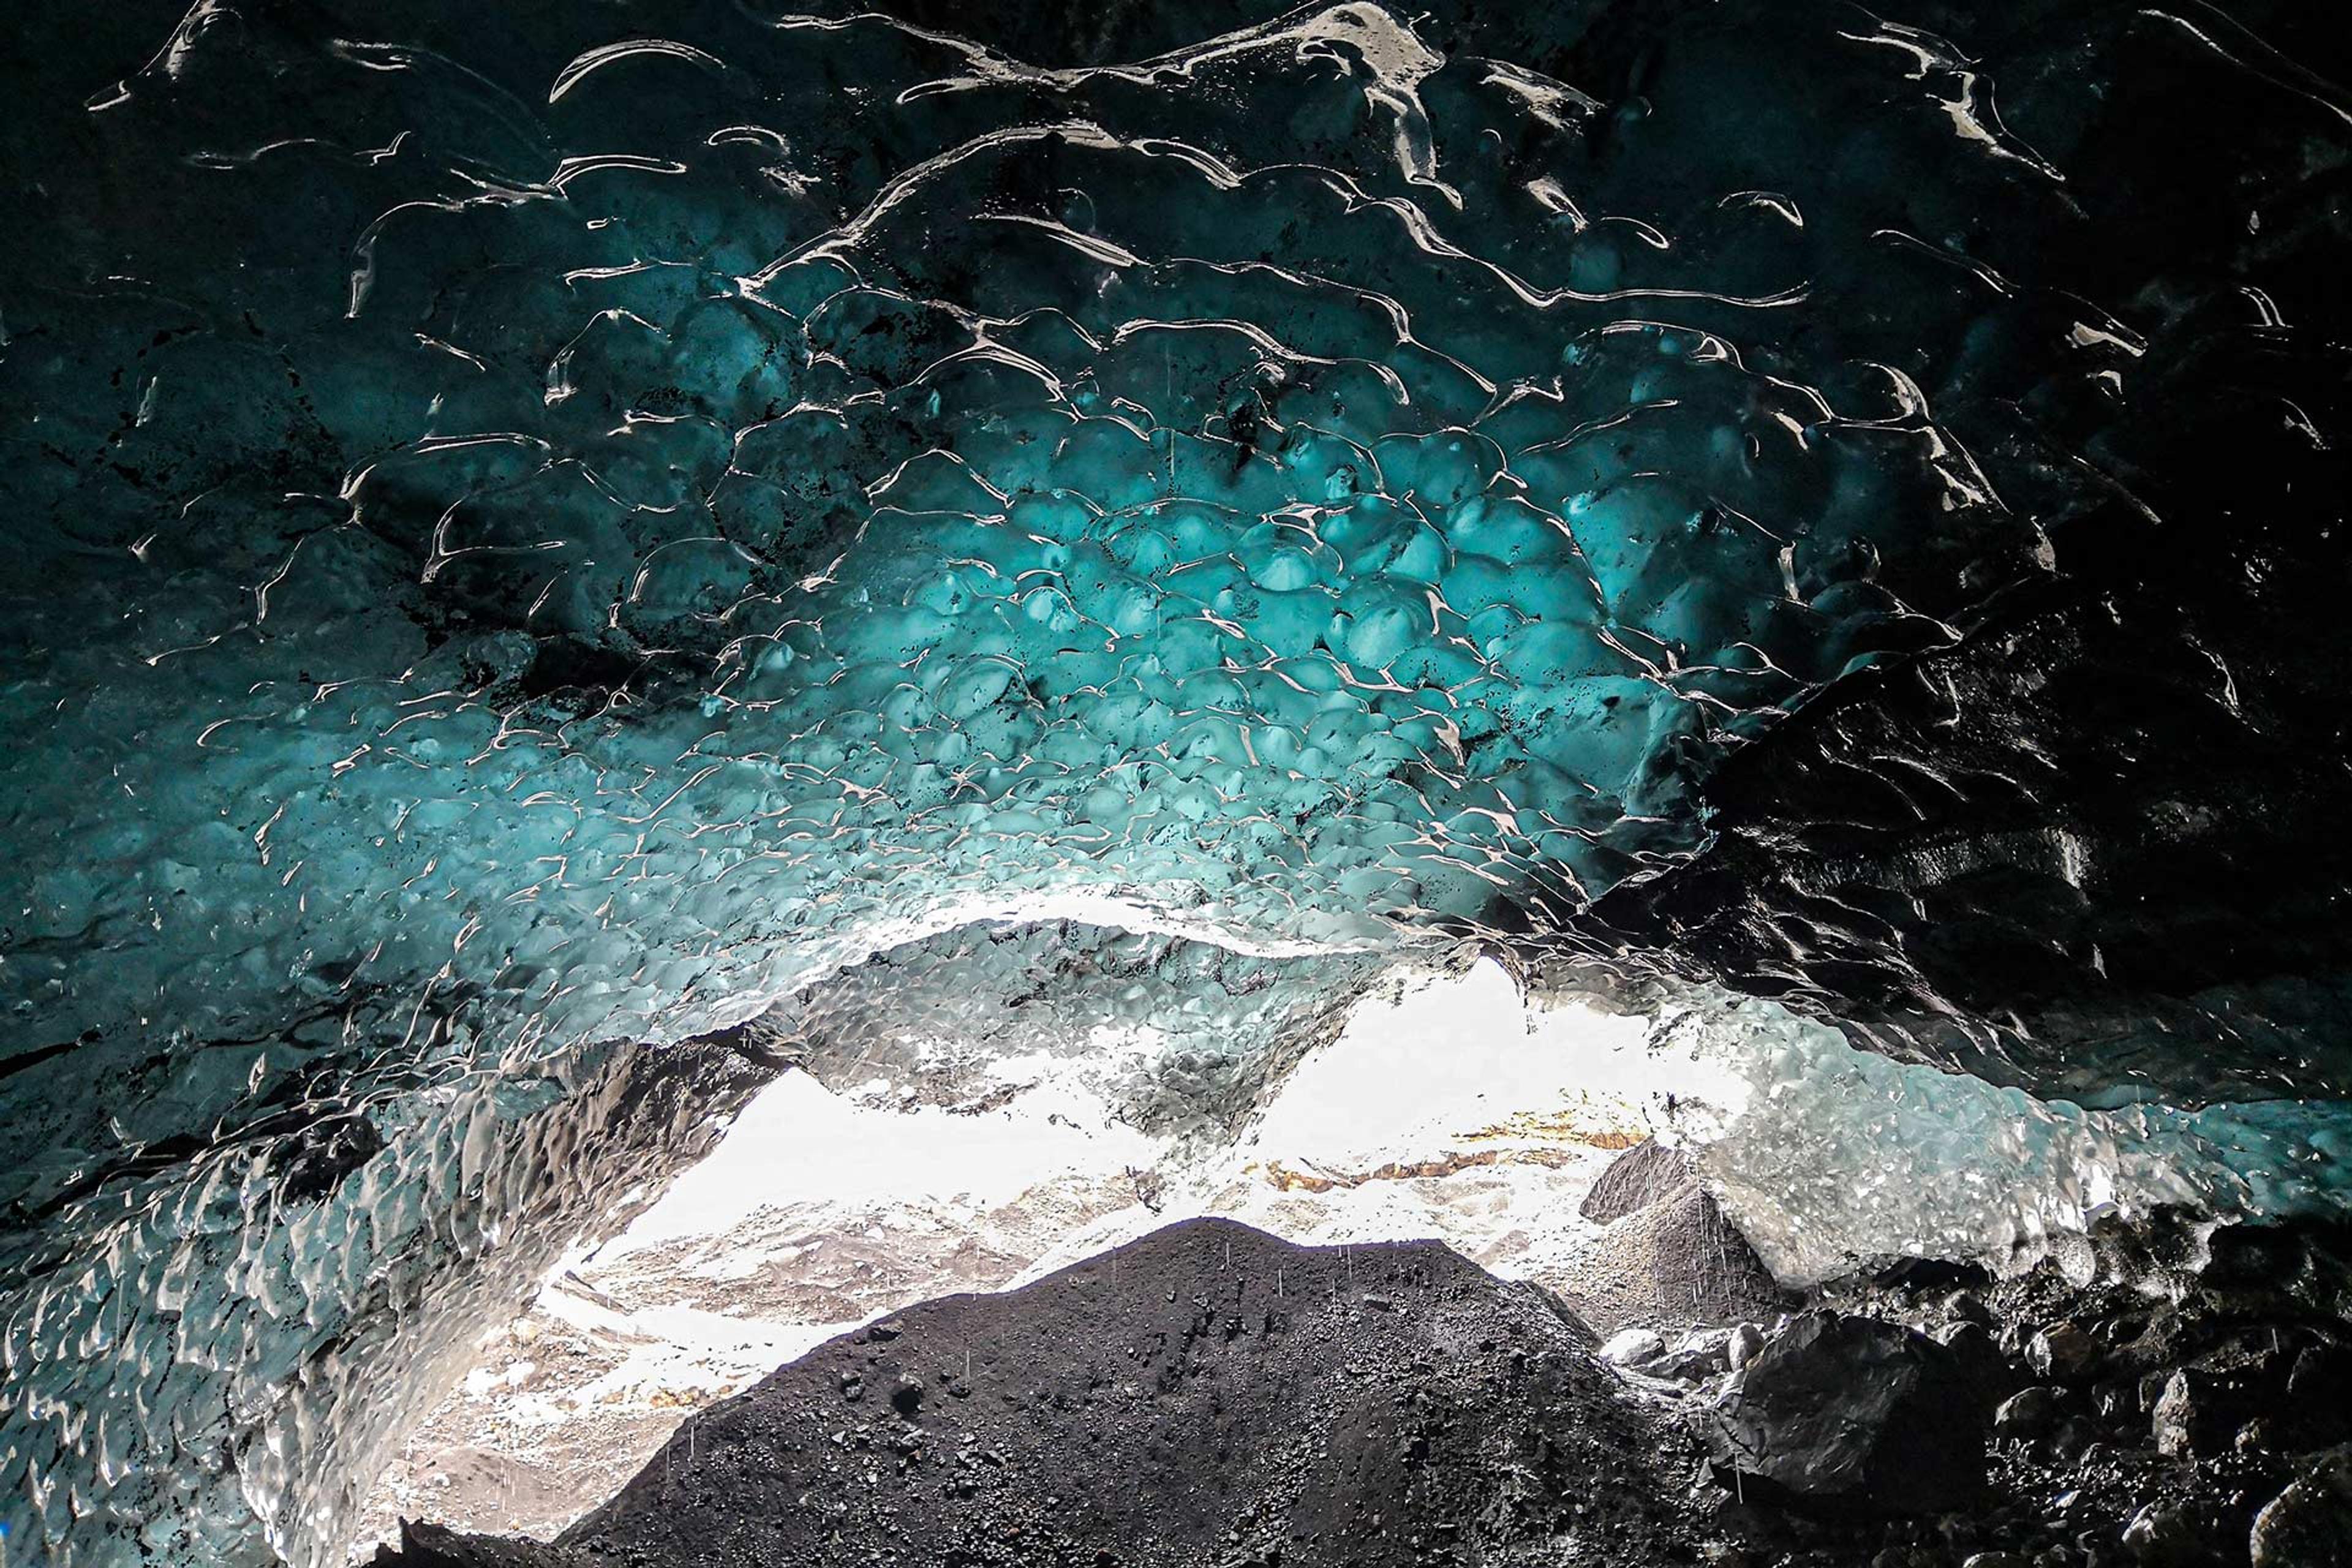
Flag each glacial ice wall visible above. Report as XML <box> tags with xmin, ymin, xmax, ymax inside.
<box><xmin>0</xmin><ymin>0</ymin><xmax>2346</xmax><ymax>1562</ymax></box>
<box><xmin>761</xmin><ymin>920</ymin><xmax>1384</xmax><ymax>1142</ymax></box>
<box><xmin>1641</xmin><ymin>989</ymin><xmax>2352</xmax><ymax>1288</ymax></box>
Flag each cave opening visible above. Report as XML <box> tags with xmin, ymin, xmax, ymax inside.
<box><xmin>350</xmin><ymin>957</ymin><xmax>1661</xmax><ymax>1545</ymax></box>
<box><xmin>345</xmin><ymin>954</ymin><xmax>1695</xmax><ymax>1550</ymax></box>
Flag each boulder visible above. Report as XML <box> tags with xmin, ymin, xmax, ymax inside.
<box><xmin>1993</xmin><ymin>1386</ymin><xmax>2067</xmax><ymax>1442</ymax></box>
<box><xmin>2286</xmin><ymin>1343</ymin><xmax>2352</xmax><ymax>1403</ymax></box>
<box><xmin>2236</xmin><ymin>1417</ymin><xmax>2284</xmax><ymax>1453</ymax></box>
<box><xmin>2123</xmin><ymin>1499</ymin><xmax>2237</xmax><ymax>1566</ymax></box>
<box><xmin>2251</xmin><ymin>1447</ymin><xmax>2352</xmax><ymax>1568</ymax></box>
<box><xmin>2094</xmin><ymin>1378</ymin><xmax>2140</xmax><ymax>1427</ymax></box>
<box><xmin>1947</xmin><ymin>1291</ymin><xmax>1996</xmax><ymax>1329</ymax></box>
<box><xmin>2283</xmin><ymin>1344</ymin><xmax>2352</xmax><ymax>1448</ymax></box>
<box><xmin>1600</xmin><ymin>1327</ymin><xmax>1667</xmax><ymax>1366</ymax></box>
<box><xmin>1700</xmin><ymin>1311</ymin><xmax>1991</xmax><ymax>1516</ymax></box>
<box><xmin>1648</xmin><ymin>1328</ymin><xmax>1734</xmax><ymax>1381</ymax></box>
<box><xmin>2029</xmin><ymin>1321</ymin><xmax>2101</xmax><ymax>1382</ymax></box>
<box><xmin>2154</xmin><ymin>1366</ymin><xmax>2267</xmax><ymax>1459</ymax></box>
<box><xmin>1935</xmin><ymin>1319</ymin><xmax>2022</xmax><ymax>1404</ymax></box>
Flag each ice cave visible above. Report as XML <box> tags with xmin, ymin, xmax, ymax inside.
<box><xmin>3</xmin><ymin>1</ymin><xmax>2351</xmax><ymax>1564</ymax></box>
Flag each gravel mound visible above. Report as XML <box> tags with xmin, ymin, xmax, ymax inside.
<box><xmin>1577</xmin><ymin>1138</ymin><xmax>1699</xmax><ymax>1224</ymax></box>
<box><xmin>1551</xmin><ymin>1143</ymin><xmax>1793</xmax><ymax>1336</ymax></box>
<box><xmin>378</xmin><ymin>1218</ymin><xmax>1706</xmax><ymax>1567</ymax></box>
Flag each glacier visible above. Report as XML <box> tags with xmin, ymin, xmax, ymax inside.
<box><xmin>1</xmin><ymin>0</ymin><xmax>2348</xmax><ymax>1562</ymax></box>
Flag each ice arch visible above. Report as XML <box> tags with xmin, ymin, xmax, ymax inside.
<box><xmin>2</xmin><ymin>0</ymin><xmax>2348</xmax><ymax>1562</ymax></box>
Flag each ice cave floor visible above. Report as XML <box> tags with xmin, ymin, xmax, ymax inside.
<box><xmin>368</xmin><ymin>1193</ymin><xmax>2352</xmax><ymax>1568</ymax></box>
<box><xmin>355</xmin><ymin>982</ymin><xmax>2352</xmax><ymax>1568</ymax></box>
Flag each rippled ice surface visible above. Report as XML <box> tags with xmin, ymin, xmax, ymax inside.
<box><xmin>1</xmin><ymin>1</ymin><xmax>2348</xmax><ymax>1563</ymax></box>
<box><xmin>12</xmin><ymin>2</ymin><xmax>2061</xmax><ymax>1057</ymax></box>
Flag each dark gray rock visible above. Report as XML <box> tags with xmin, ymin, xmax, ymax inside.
<box><xmin>1995</xmin><ymin>1386</ymin><xmax>2068</xmax><ymax>1442</ymax></box>
<box><xmin>2286</xmin><ymin>1343</ymin><xmax>2352</xmax><ymax>1403</ymax></box>
<box><xmin>2094</xmin><ymin>1378</ymin><xmax>2140</xmax><ymax>1427</ymax></box>
<box><xmin>1701</xmin><ymin>1311</ymin><xmax>1992</xmax><ymax>1516</ymax></box>
<box><xmin>2283</xmin><ymin>1345</ymin><xmax>2352</xmax><ymax>1448</ymax></box>
<box><xmin>1948</xmin><ymin>1292</ymin><xmax>1996</xmax><ymax>1329</ymax></box>
<box><xmin>2050</xmin><ymin>1417</ymin><xmax>2098</xmax><ymax>1461</ymax></box>
<box><xmin>2236</xmin><ymin>1417</ymin><xmax>2282</xmax><ymax>1453</ymax></box>
<box><xmin>1578</xmin><ymin>1138</ymin><xmax>1700</xmax><ymax>1224</ymax></box>
<box><xmin>2251</xmin><ymin>1446</ymin><xmax>2352</xmax><ymax>1568</ymax></box>
<box><xmin>2122</xmin><ymin>1499</ymin><xmax>2236</xmax><ymax>1566</ymax></box>
<box><xmin>1937</xmin><ymin>1319</ymin><xmax>2024</xmax><ymax>1404</ymax></box>
<box><xmin>2030</xmin><ymin>1321</ymin><xmax>2102</xmax><ymax>1382</ymax></box>
<box><xmin>1648</xmin><ymin>1329</ymin><xmax>1735</xmax><ymax>1382</ymax></box>
<box><xmin>2154</xmin><ymin>1366</ymin><xmax>2266</xmax><ymax>1459</ymax></box>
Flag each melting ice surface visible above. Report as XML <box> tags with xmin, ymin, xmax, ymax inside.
<box><xmin>1050</xmin><ymin>960</ymin><xmax>2352</xmax><ymax>1292</ymax></box>
<box><xmin>1</xmin><ymin>1</ymin><xmax>2348</xmax><ymax>1564</ymax></box>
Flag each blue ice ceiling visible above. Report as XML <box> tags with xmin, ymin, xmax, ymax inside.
<box><xmin>2</xmin><ymin>0</ymin><xmax>2348</xmax><ymax>1562</ymax></box>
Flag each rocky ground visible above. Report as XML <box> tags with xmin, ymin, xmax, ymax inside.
<box><xmin>352</xmin><ymin>1027</ymin><xmax>1667</xmax><ymax>1551</ymax></box>
<box><xmin>374</xmin><ymin>1140</ymin><xmax>2352</xmax><ymax>1568</ymax></box>
<box><xmin>1798</xmin><ymin>1212</ymin><xmax>2352</xmax><ymax>1567</ymax></box>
